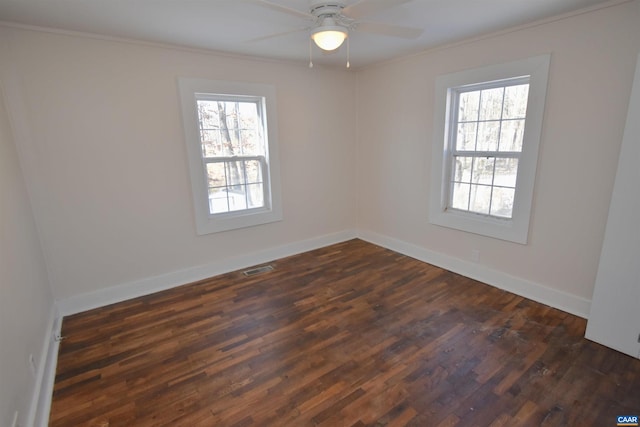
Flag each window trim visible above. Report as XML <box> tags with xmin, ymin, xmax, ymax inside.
<box><xmin>178</xmin><ymin>78</ymin><xmax>283</xmax><ymax>235</ymax></box>
<box><xmin>429</xmin><ymin>54</ymin><xmax>551</xmax><ymax>244</ymax></box>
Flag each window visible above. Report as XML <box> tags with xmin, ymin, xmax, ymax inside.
<box><xmin>178</xmin><ymin>79</ymin><xmax>282</xmax><ymax>234</ymax></box>
<box><xmin>429</xmin><ymin>55</ymin><xmax>550</xmax><ymax>244</ymax></box>
<box><xmin>197</xmin><ymin>96</ymin><xmax>268</xmax><ymax>215</ymax></box>
<box><xmin>450</xmin><ymin>79</ymin><xmax>529</xmax><ymax>218</ymax></box>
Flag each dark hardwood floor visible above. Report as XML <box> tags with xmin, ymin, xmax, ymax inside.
<box><xmin>49</xmin><ymin>239</ymin><xmax>640</xmax><ymax>426</ymax></box>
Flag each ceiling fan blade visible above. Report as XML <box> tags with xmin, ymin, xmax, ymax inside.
<box><xmin>342</xmin><ymin>0</ymin><xmax>415</xmax><ymax>20</ymax></box>
<box><xmin>246</xmin><ymin>0</ymin><xmax>315</xmax><ymax>20</ymax></box>
<box><xmin>355</xmin><ymin>21</ymin><xmax>423</xmax><ymax>39</ymax></box>
<box><xmin>247</xmin><ymin>27</ymin><xmax>310</xmax><ymax>43</ymax></box>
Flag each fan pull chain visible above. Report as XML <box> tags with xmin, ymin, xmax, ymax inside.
<box><xmin>346</xmin><ymin>35</ymin><xmax>350</xmax><ymax>69</ymax></box>
<box><xmin>309</xmin><ymin>36</ymin><xmax>313</xmax><ymax>68</ymax></box>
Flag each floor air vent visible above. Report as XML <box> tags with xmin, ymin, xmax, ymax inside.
<box><xmin>243</xmin><ymin>265</ymin><xmax>274</xmax><ymax>277</ymax></box>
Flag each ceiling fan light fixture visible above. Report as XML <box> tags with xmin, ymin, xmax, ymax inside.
<box><xmin>311</xmin><ymin>18</ymin><xmax>347</xmax><ymax>51</ymax></box>
<box><xmin>312</xmin><ymin>29</ymin><xmax>347</xmax><ymax>50</ymax></box>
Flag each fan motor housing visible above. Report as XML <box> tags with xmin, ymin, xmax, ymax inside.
<box><xmin>310</xmin><ymin>1</ymin><xmax>346</xmax><ymax>17</ymax></box>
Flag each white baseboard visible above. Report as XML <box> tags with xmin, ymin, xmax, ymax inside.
<box><xmin>357</xmin><ymin>230</ymin><xmax>591</xmax><ymax>319</ymax></box>
<box><xmin>27</xmin><ymin>305</ymin><xmax>62</xmax><ymax>427</ymax></box>
<box><xmin>56</xmin><ymin>230</ymin><xmax>358</xmax><ymax>316</ymax></box>
<box><xmin>57</xmin><ymin>227</ymin><xmax>591</xmax><ymax>319</ymax></box>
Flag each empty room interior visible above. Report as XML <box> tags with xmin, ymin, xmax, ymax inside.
<box><xmin>1</xmin><ymin>0</ymin><xmax>640</xmax><ymax>425</ymax></box>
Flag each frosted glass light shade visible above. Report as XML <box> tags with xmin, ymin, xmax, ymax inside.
<box><xmin>312</xmin><ymin>28</ymin><xmax>347</xmax><ymax>51</ymax></box>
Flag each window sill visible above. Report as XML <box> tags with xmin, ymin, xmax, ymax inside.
<box><xmin>429</xmin><ymin>208</ymin><xmax>528</xmax><ymax>244</ymax></box>
<box><xmin>195</xmin><ymin>207</ymin><xmax>283</xmax><ymax>235</ymax></box>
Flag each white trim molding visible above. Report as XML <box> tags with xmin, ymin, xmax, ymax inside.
<box><xmin>357</xmin><ymin>230</ymin><xmax>591</xmax><ymax>319</ymax></box>
<box><xmin>56</xmin><ymin>228</ymin><xmax>591</xmax><ymax>319</ymax></box>
<box><xmin>27</xmin><ymin>306</ymin><xmax>62</xmax><ymax>427</ymax></box>
<box><xmin>56</xmin><ymin>230</ymin><xmax>357</xmax><ymax>316</ymax></box>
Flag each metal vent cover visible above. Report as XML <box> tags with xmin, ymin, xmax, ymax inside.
<box><xmin>243</xmin><ymin>265</ymin><xmax>274</xmax><ymax>277</ymax></box>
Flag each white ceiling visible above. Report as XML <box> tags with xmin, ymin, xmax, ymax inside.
<box><xmin>0</xmin><ymin>0</ymin><xmax>616</xmax><ymax>68</ymax></box>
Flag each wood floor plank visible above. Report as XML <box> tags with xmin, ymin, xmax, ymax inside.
<box><xmin>49</xmin><ymin>239</ymin><xmax>640</xmax><ymax>426</ymax></box>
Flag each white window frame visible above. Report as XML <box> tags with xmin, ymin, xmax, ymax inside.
<box><xmin>178</xmin><ymin>78</ymin><xmax>283</xmax><ymax>235</ymax></box>
<box><xmin>429</xmin><ymin>54</ymin><xmax>550</xmax><ymax>244</ymax></box>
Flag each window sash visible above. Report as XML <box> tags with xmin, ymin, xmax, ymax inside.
<box><xmin>447</xmin><ymin>155</ymin><xmax>520</xmax><ymax>219</ymax></box>
<box><xmin>445</xmin><ymin>79</ymin><xmax>530</xmax><ymax>220</ymax></box>
<box><xmin>196</xmin><ymin>96</ymin><xmax>267</xmax><ymax>157</ymax></box>
<box><xmin>450</xmin><ymin>151</ymin><xmax>521</xmax><ymax>158</ymax></box>
<box><xmin>195</xmin><ymin>94</ymin><xmax>271</xmax><ymax>216</ymax></box>
<box><xmin>203</xmin><ymin>155</ymin><xmax>269</xmax><ymax>216</ymax></box>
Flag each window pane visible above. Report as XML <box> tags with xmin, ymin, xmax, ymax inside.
<box><xmin>227</xmin><ymin>188</ymin><xmax>249</xmax><ymax>212</ymax></box>
<box><xmin>456</xmin><ymin>123</ymin><xmax>477</xmax><ymax>151</ymax></box>
<box><xmin>503</xmin><ymin>84</ymin><xmax>529</xmax><ymax>119</ymax></box>
<box><xmin>201</xmin><ymin>130</ymin><xmax>221</xmax><ymax>157</ymax></box>
<box><xmin>197</xmin><ymin>100</ymin><xmax>220</xmax><ymax>129</ymax></box>
<box><xmin>226</xmin><ymin>161</ymin><xmax>245</xmax><ymax>189</ymax></box>
<box><xmin>458</xmin><ymin>91</ymin><xmax>480</xmax><ymax>122</ymax></box>
<box><xmin>209</xmin><ymin>188</ymin><xmax>229</xmax><ymax>214</ymax></box>
<box><xmin>206</xmin><ymin>160</ymin><xmax>265</xmax><ymax>214</ymax></box>
<box><xmin>200</xmin><ymin>129</ymin><xmax>218</xmax><ymax>143</ymax></box>
<box><xmin>476</xmin><ymin>121</ymin><xmax>499</xmax><ymax>151</ymax></box>
<box><xmin>245</xmin><ymin>160</ymin><xmax>262</xmax><ymax>184</ymax></box>
<box><xmin>493</xmin><ymin>158</ymin><xmax>519</xmax><ymax>187</ymax></box>
<box><xmin>499</xmin><ymin>119</ymin><xmax>525</xmax><ymax>152</ymax></box>
<box><xmin>479</xmin><ymin>87</ymin><xmax>504</xmax><ymax>120</ymax></box>
<box><xmin>451</xmin><ymin>182</ymin><xmax>470</xmax><ymax>210</ymax></box>
<box><xmin>223</xmin><ymin>130</ymin><xmax>242</xmax><ymax>156</ymax></box>
<box><xmin>453</xmin><ymin>156</ymin><xmax>472</xmax><ymax>183</ymax></box>
<box><xmin>471</xmin><ymin>157</ymin><xmax>494</xmax><ymax>185</ymax></box>
<box><xmin>221</xmin><ymin>101</ymin><xmax>237</xmax><ymax>132</ymax></box>
<box><xmin>469</xmin><ymin>184</ymin><xmax>491</xmax><ymax>214</ymax></box>
<box><xmin>197</xmin><ymin>99</ymin><xmax>264</xmax><ymax>159</ymax></box>
<box><xmin>240</xmin><ymin>130</ymin><xmax>261</xmax><ymax>155</ymax></box>
<box><xmin>238</xmin><ymin>102</ymin><xmax>259</xmax><ymax>127</ymax></box>
<box><xmin>246</xmin><ymin>183</ymin><xmax>265</xmax><ymax>209</ymax></box>
<box><xmin>206</xmin><ymin>162</ymin><xmax>226</xmax><ymax>189</ymax></box>
<box><xmin>490</xmin><ymin>187</ymin><xmax>515</xmax><ymax>218</ymax></box>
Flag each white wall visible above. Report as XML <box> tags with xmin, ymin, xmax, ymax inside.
<box><xmin>586</xmin><ymin>52</ymin><xmax>640</xmax><ymax>358</ymax></box>
<box><xmin>356</xmin><ymin>1</ymin><xmax>640</xmax><ymax>306</ymax></box>
<box><xmin>1</xmin><ymin>28</ymin><xmax>357</xmax><ymax>302</ymax></box>
<box><xmin>0</xmin><ymin>60</ymin><xmax>55</xmax><ymax>427</ymax></box>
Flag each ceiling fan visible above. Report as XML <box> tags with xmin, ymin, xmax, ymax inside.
<box><xmin>247</xmin><ymin>0</ymin><xmax>423</xmax><ymax>66</ymax></box>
